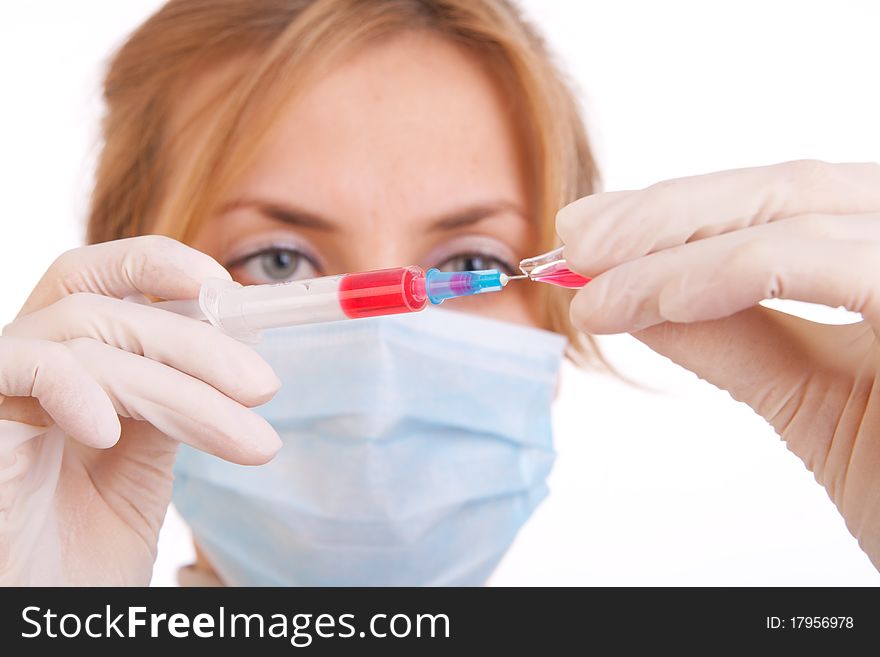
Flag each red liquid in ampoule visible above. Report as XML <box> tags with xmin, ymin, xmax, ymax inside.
<box><xmin>532</xmin><ymin>267</ymin><xmax>591</xmax><ymax>289</ymax></box>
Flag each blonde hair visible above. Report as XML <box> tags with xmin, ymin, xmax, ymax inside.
<box><xmin>88</xmin><ymin>0</ymin><xmax>602</xmax><ymax>363</ymax></box>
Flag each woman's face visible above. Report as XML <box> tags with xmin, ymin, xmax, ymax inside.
<box><xmin>191</xmin><ymin>32</ymin><xmax>540</xmax><ymax>326</ymax></box>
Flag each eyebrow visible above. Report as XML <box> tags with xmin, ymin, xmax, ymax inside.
<box><xmin>426</xmin><ymin>201</ymin><xmax>524</xmax><ymax>232</ymax></box>
<box><xmin>220</xmin><ymin>198</ymin><xmax>524</xmax><ymax>232</ymax></box>
<box><xmin>219</xmin><ymin>199</ymin><xmax>338</xmax><ymax>232</ymax></box>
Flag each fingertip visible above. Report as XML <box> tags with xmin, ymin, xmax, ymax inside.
<box><xmin>251</xmin><ymin>358</ymin><xmax>282</xmax><ymax>404</ymax></box>
<box><xmin>236</xmin><ymin>420</ymin><xmax>282</xmax><ymax>466</ymax></box>
<box><xmin>251</xmin><ymin>434</ymin><xmax>282</xmax><ymax>466</ymax></box>
<box><xmin>79</xmin><ymin>388</ymin><xmax>122</xmax><ymax>448</ymax></box>
<box><xmin>554</xmin><ymin>201</ymin><xmax>577</xmax><ymax>240</ymax></box>
<box><xmin>555</xmin><ymin>195</ymin><xmax>596</xmax><ymax>243</ymax></box>
<box><xmin>28</xmin><ymin>342</ymin><xmax>121</xmax><ymax>449</ymax></box>
<box><xmin>244</xmin><ymin>377</ymin><xmax>281</xmax><ymax>408</ymax></box>
<box><xmin>221</xmin><ymin>348</ymin><xmax>282</xmax><ymax>407</ymax></box>
<box><xmin>172</xmin><ymin>243</ymin><xmax>232</xmax><ymax>291</ymax></box>
<box><xmin>61</xmin><ymin>402</ymin><xmax>120</xmax><ymax>449</ymax></box>
<box><xmin>92</xmin><ymin>411</ymin><xmax>122</xmax><ymax>449</ymax></box>
<box><xmin>203</xmin><ymin>404</ymin><xmax>283</xmax><ymax>466</ymax></box>
<box><xmin>258</xmin><ymin>370</ymin><xmax>283</xmax><ymax>405</ymax></box>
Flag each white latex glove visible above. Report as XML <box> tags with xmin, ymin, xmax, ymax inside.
<box><xmin>556</xmin><ymin>160</ymin><xmax>880</xmax><ymax>570</ymax></box>
<box><xmin>0</xmin><ymin>236</ymin><xmax>281</xmax><ymax>585</ymax></box>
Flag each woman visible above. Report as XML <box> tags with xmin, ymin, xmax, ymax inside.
<box><xmin>0</xmin><ymin>0</ymin><xmax>878</xmax><ymax>585</ymax></box>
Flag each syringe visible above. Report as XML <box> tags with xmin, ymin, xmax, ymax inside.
<box><xmin>153</xmin><ymin>266</ymin><xmax>509</xmax><ymax>342</ymax></box>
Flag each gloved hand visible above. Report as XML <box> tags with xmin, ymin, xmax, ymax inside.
<box><xmin>556</xmin><ymin>160</ymin><xmax>880</xmax><ymax>570</ymax></box>
<box><xmin>0</xmin><ymin>236</ymin><xmax>281</xmax><ymax>585</ymax></box>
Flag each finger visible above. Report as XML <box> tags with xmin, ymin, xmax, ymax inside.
<box><xmin>65</xmin><ymin>338</ymin><xmax>281</xmax><ymax>465</ymax></box>
<box><xmin>0</xmin><ymin>337</ymin><xmax>120</xmax><ymax>448</ymax></box>
<box><xmin>17</xmin><ymin>235</ymin><xmax>232</xmax><ymax>317</ymax></box>
<box><xmin>5</xmin><ymin>293</ymin><xmax>280</xmax><ymax>407</ymax></box>
<box><xmin>570</xmin><ymin>214</ymin><xmax>880</xmax><ymax>334</ymax></box>
<box><xmin>557</xmin><ymin>160</ymin><xmax>880</xmax><ymax>277</ymax></box>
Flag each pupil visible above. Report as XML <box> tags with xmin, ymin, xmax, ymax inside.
<box><xmin>262</xmin><ymin>249</ymin><xmax>297</xmax><ymax>279</ymax></box>
<box><xmin>463</xmin><ymin>255</ymin><xmax>483</xmax><ymax>270</ymax></box>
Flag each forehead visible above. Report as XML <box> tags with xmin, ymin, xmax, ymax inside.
<box><xmin>233</xmin><ymin>31</ymin><xmax>527</xmax><ymax>223</ymax></box>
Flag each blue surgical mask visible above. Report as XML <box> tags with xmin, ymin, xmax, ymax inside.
<box><xmin>172</xmin><ymin>308</ymin><xmax>566</xmax><ymax>586</ymax></box>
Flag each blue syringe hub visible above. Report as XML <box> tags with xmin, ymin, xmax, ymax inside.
<box><xmin>424</xmin><ymin>268</ymin><xmax>505</xmax><ymax>304</ymax></box>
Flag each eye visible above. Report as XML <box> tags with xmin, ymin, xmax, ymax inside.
<box><xmin>434</xmin><ymin>252</ymin><xmax>515</xmax><ymax>275</ymax></box>
<box><xmin>228</xmin><ymin>247</ymin><xmax>320</xmax><ymax>284</ymax></box>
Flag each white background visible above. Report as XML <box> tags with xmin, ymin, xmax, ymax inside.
<box><xmin>1</xmin><ymin>1</ymin><xmax>878</xmax><ymax>585</ymax></box>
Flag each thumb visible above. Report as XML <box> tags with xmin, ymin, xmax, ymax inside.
<box><xmin>0</xmin><ymin>337</ymin><xmax>120</xmax><ymax>448</ymax></box>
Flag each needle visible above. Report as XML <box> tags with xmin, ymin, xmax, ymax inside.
<box><xmin>500</xmin><ymin>273</ymin><xmax>529</xmax><ymax>286</ymax></box>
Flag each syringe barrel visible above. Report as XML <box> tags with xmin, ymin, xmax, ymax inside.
<box><xmin>199</xmin><ymin>266</ymin><xmax>428</xmax><ymax>341</ymax></box>
<box><xmin>338</xmin><ymin>266</ymin><xmax>427</xmax><ymax>318</ymax></box>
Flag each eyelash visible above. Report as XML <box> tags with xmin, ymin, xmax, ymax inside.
<box><xmin>227</xmin><ymin>247</ymin><xmax>323</xmax><ymax>276</ymax></box>
<box><xmin>433</xmin><ymin>251</ymin><xmax>516</xmax><ymax>275</ymax></box>
<box><xmin>227</xmin><ymin>246</ymin><xmax>517</xmax><ymax>282</ymax></box>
